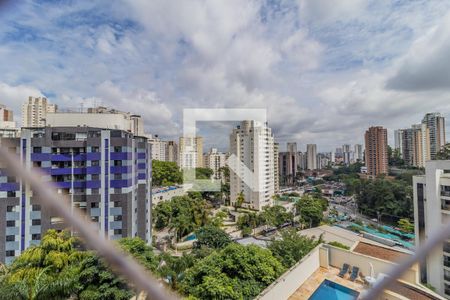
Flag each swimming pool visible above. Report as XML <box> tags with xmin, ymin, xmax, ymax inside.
<box><xmin>308</xmin><ymin>279</ymin><xmax>359</xmax><ymax>300</ymax></box>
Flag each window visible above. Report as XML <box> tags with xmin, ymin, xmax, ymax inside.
<box><xmin>114</xmin><ymin>174</ymin><xmax>122</xmax><ymax>180</ymax></box>
<box><xmin>32</xmin><ymin>234</ymin><xmax>41</xmax><ymax>240</ymax></box>
<box><xmin>91</xmin><ymin>188</ymin><xmax>100</xmax><ymax>195</ymax></box>
<box><xmin>114</xmin><ymin>146</ymin><xmax>122</xmax><ymax>152</ymax></box>
<box><xmin>91</xmin><ymin>147</ymin><xmax>100</xmax><ymax>153</ymax></box>
<box><xmin>6</xmin><ymin>235</ymin><xmax>15</xmax><ymax>242</ymax></box>
<box><xmin>32</xmin><ymin>204</ymin><xmax>41</xmax><ymax>211</ymax></box>
<box><xmin>7</xmin><ymin>191</ymin><xmax>15</xmax><ymax>197</ymax></box>
<box><xmin>91</xmin><ymin>174</ymin><xmax>100</xmax><ymax>180</ymax></box>
<box><xmin>50</xmin><ymin>217</ymin><xmax>64</xmax><ymax>225</ymax></box>
<box><xmin>113</xmin><ymin>160</ymin><xmax>122</xmax><ymax>166</ymax></box>
<box><xmin>6</xmin><ymin>221</ymin><xmax>15</xmax><ymax>227</ymax></box>
<box><xmin>5</xmin><ymin>250</ymin><xmax>15</xmax><ymax>257</ymax></box>
<box><xmin>113</xmin><ymin>229</ymin><xmax>122</xmax><ymax>235</ymax></box>
<box><xmin>91</xmin><ymin>216</ymin><xmax>99</xmax><ymax>222</ymax></box>
<box><xmin>114</xmin><ymin>215</ymin><xmax>122</xmax><ymax>221</ymax></box>
<box><xmin>6</xmin><ymin>205</ymin><xmax>15</xmax><ymax>212</ymax></box>
<box><xmin>33</xmin><ymin>147</ymin><xmax>42</xmax><ymax>153</ymax></box>
<box><xmin>32</xmin><ymin>219</ymin><xmax>41</xmax><ymax>226</ymax></box>
<box><xmin>91</xmin><ymin>202</ymin><xmax>99</xmax><ymax>208</ymax></box>
<box><xmin>91</xmin><ymin>160</ymin><xmax>100</xmax><ymax>166</ymax></box>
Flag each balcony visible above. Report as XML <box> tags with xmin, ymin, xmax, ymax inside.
<box><xmin>442</xmin><ymin>191</ymin><xmax>450</xmax><ymax>198</ymax></box>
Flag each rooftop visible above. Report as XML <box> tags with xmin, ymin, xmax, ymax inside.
<box><xmin>353</xmin><ymin>242</ymin><xmax>409</xmax><ymax>262</ymax></box>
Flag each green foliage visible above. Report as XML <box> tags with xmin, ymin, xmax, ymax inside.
<box><xmin>195</xmin><ymin>167</ymin><xmax>214</xmax><ymax>179</ymax></box>
<box><xmin>153</xmin><ymin>195</ymin><xmax>211</xmax><ymax>240</ymax></box>
<box><xmin>158</xmin><ymin>253</ymin><xmax>196</xmax><ymax>290</ymax></box>
<box><xmin>260</xmin><ymin>205</ymin><xmax>293</xmax><ymax>228</ymax></box>
<box><xmin>180</xmin><ymin>243</ymin><xmax>285</xmax><ymax>300</ymax></box>
<box><xmin>237</xmin><ymin>212</ymin><xmax>264</xmax><ymax>231</ymax></box>
<box><xmin>436</xmin><ymin>144</ymin><xmax>450</xmax><ymax>160</ymax></box>
<box><xmin>356</xmin><ymin>177</ymin><xmax>413</xmax><ymax>219</ymax></box>
<box><xmin>152</xmin><ymin>160</ymin><xmax>182</xmax><ymax>186</ymax></box>
<box><xmin>195</xmin><ymin>225</ymin><xmax>232</xmax><ymax>249</ymax></box>
<box><xmin>389</xmin><ymin>146</ymin><xmax>405</xmax><ymax>166</ymax></box>
<box><xmin>327</xmin><ymin>241</ymin><xmax>350</xmax><ymax>250</ymax></box>
<box><xmin>118</xmin><ymin>238</ymin><xmax>159</xmax><ymax>272</ymax></box>
<box><xmin>210</xmin><ymin>210</ymin><xmax>227</xmax><ymax>227</ymax></box>
<box><xmin>268</xmin><ymin>229</ymin><xmax>320</xmax><ymax>268</ymax></box>
<box><xmin>295</xmin><ymin>195</ymin><xmax>325</xmax><ymax>227</ymax></box>
<box><xmin>397</xmin><ymin>218</ymin><xmax>414</xmax><ymax>233</ymax></box>
<box><xmin>235</xmin><ymin>192</ymin><xmax>245</xmax><ymax>211</ymax></box>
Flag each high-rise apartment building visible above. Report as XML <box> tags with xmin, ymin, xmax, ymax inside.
<box><xmin>402</xmin><ymin>124</ymin><xmax>430</xmax><ymax>168</ymax></box>
<box><xmin>46</xmin><ymin>106</ymin><xmax>144</xmax><ymax>137</ymax></box>
<box><xmin>0</xmin><ymin>104</ymin><xmax>19</xmax><ymax>138</ymax></box>
<box><xmin>147</xmin><ymin>135</ymin><xmax>168</xmax><ymax>161</ymax></box>
<box><xmin>364</xmin><ymin>126</ymin><xmax>388</xmax><ymax>177</ymax></box>
<box><xmin>413</xmin><ymin>160</ymin><xmax>450</xmax><ymax>298</ymax></box>
<box><xmin>203</xmin><ymin>148</ymin><xmax>227</xmax><ymax>180</ymax></box>
<box><xmin>179</xmin><ymin>136</ymin><xmax>203</xmax><ymax>169</ymax></box>
<box><xmin>306</xmin><ymin>144</ymin><xmax>317</xmax><ymax>170</ymax></box>
<box><xmin>342</xmin><ymin>144</ymin><xmax>353</xmax><ymax>165</ymax></box>
<box><xmin>21</xmin><ymin>97</ymin><xmax>57</xmax><ymax>127</ymax></box>
<box><xmin>394</xmin><ymin>129</ymin><xmax>405</xmax><ymax>155</ymax></box>
<box><xmin>274</xmin><ymin>142</ymin><xmax>279</xmax><ymax>193</ymax></box>
<box><xmin>229</xmin><ymin>121</ymin><xmax>275</xmax><ymax>211</ymax></box>
<box><xmin>354</xmin><ymin>144</ymin><xmax>363</xmax><ymax>162</ymax></box>
<box><xmin>0</xmin><ymin>127</ymin><xmax>152</xmax><ymax>264</ymax></box>
<box><xmin>422</xmin><ymin>113</ymin><xmax>446</xmax><ymax>160</ymax></box>
<box><xmin>167</xmin><ymin>141</ymin><xmax>178</xmax><ymax>164</ymax></box>
<box><xmin>279</xmin><ymin>142</ymin><xmax>298</xmax><ymax>186</ymax></box>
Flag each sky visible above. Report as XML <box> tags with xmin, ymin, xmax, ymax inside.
<box><xmin>0</xmin><ymin>0</ymin><xmax>449</xmax><ymax>152</ymax></box>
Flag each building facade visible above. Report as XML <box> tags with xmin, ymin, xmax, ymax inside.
<box><xmin>0</xmin><ymin>127</ymin><xmax>152</xmax><ymax>264</ymax></box>
<box><xmin>0</xmin><ymin>104</ymin><xmax>19</xmax><ymax>138</ymax></box>
<box><xmin>402</xmin><ymin>124</ymin><xmax>430</xmax><ymax>168</ymax></box>
<box><xmin>274</xmin><ymin>142</ymin><xmax>279</xmax><ymax>193</ymax></box>
<box><xmin>364</xmin><ymin>126</ymin><xmax>388</xmax><ymax>177</ymax></box>
<box><xmin>229</xmin><ymin>120</ymin><xmax>275</xmax><ymax>211</ymax></box>
<box><xmin>394</xmin><ymin>129</ymin><xmax>405</xmax><ymax>156</ymax></box>
<box><xmin>306</xmin><ymin>144</ymin><xmax>317</xmax><ymax>170</ymax></box>
<box><xmin>179</xmin><ymin>136</ymin><xmax>203</xmax><ymax>169</ymax></box>
<box><xmin>21</xmin><ymin>97</ymin><xmax>57</xmax><ymax>127</ymax></box>
<box><xmin>203</xmin><ymin>148</ymin><xmax>227</xmax><ymax>179</ymax></box>
<box><xmin>422</xmin><ymin>113</ymin><xmax>446</xmax><ymax>160</ymax></box>
<box><xmin>354</xmin><ymin>144</ymin><xmax>363</xmax><ymax>162</ymax></box>
<box><xmin>413</xmin><ymin>160</ymin><xmax>450</xmax><ymax>298</ymax></box>
<box><xmin>279</xmin><ymin>142</ymin><xmax>298</xmax><ymax>186</ymax></box>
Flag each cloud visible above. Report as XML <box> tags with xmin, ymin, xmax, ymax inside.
<box><xmin>386</xmin><ymin>13</ymin><xmax>450</xmax><ymax>91</ymax></box>
<box><xmin>298</xmin><ymin>0</ymin><xmax>367</xmax><ymax>24</ymax></box>
<box><xmin>0</xmin><ymin>82</ymin><xmax>44</xmax><ymax>122</ymax></box>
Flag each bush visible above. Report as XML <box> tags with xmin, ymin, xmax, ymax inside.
<box><xmin>327</xmin><ymin>241</ymin><xmax>350</xmax><ymax>250</ymax></box>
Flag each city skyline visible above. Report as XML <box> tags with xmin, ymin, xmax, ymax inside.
<box><xmin>0</xmin><ymin>1</ymin><xmax>450</xmax><ymax>150</ymax></box>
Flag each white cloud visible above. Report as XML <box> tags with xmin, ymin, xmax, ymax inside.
<box><xmin>0</xmin><ymin>82</ymin><xmax>44</xmax><ymax>122</ymax></box>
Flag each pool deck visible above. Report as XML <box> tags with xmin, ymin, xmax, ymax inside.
<box><xmin>289</xmin><ymin>267</ymin><xmax>365</xmax><ymax>300</ymax></box>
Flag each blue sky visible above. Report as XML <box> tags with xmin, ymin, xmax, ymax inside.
<box><xmin>0</xmin><ymin>0</ymin><xmax>450</xmax><ymax>151</ymax></box>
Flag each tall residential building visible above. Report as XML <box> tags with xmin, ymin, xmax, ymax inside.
<box><xmin>354</xmin><ymin>144</ymin><xmax>363</xmax><ymax>162</ymax></box>
<box><xmin>46</xmin><ymin>106</ymin><xmax>144</xmax><ymax>136</ymax></box>
<box><xmin>402</xmin><ymin>124</ymin><xmax>430</xmax><ymax>168</ymax></box>
<box><xmin>413</xmin><ymin>160</ymin><xmax>450</xmax><ymax>298</ymax></box>
<box><xmin>0</xmin><ymin>127</ymin><xmax>152</xmax><ymax>264</ymax></box>
<box><xmin>203</xmin><ymin>148</ymin><xmax>227</xmax><ymax>179</ymax></box>
<box><xmin>317</xmin><ymin>153</ymin><xmax>331</xmax><ymax>169</ymax></box>
<box><xmin>342</xmin><ymin>144</ymin><xmax>353</xmax><ymax>165</ymax></box>
<box><xmin>230</xmin><ymin>120</ymin><xmax>275</xmax><ymax>211</ymax></box>
<box><xmin>279</xmin><ymin>142</ymin><xmax>298</xmax><ymax>186</ymax></box>
<box><xmin>147</xmin><ymin>135</ymin><xmax>168</xmax><ymax>161</ymax></box>
<box><xmin>21</xmin><ymin>97</ymin><xmax>57</xmax><ymax>127</ymax></box>
<box><xmin>0</xmin><ymin>104</ymin><xmax>19</xmax><ymax>138</ymax></box>
<box><xmin>274</xmin><ymin>142</ymin><xmax>279</xmax><ymax>193</ymax></box>
<box><xmin>364</xmin><ymin>126</ymin><xmax>388</xmax><ymax>177</ymax></box>
<box><xmin>167</xmin><ymin>141</ymin><xmax>178</xmax><ymax>164</ymax></box>
<box><xmin>422</xmin><ymin>113</ymin><xmax>446</xmax><ymax>160</ymax></box>
<box><xmin>306</xmin><ymin>144</ymin><xmax>317</xmax><ymax>170</ymax></box>
<box><xmin>394</xmin><ymin>129</ymin><xmax>405</xmax><ymax>155</ymax></box>
<box><xmin>179</xmin><ymin>136</ymin><xmax>203</xmax><ymax>169</ymax></box>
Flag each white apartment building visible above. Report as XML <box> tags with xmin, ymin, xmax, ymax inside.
<box><xmin>413</xmin><ymin>160</ymin><xmax>450</xmax><ymax>298</ymax></box>
<box><xmin>22</xmin><ymin>97</ymin><xmax>57</xmax><ymax>127</ymax></box>
<box><xmin>306</xmin><ymin>144</ymin><xmax>317</xmax><ymax>170</ymax></box>
<box><xmin>229</xmin><ymin>120</ymin><xmax>275</xmax><ymax>211</ymax></box>
<box><xmin>354</xmin><ymin>144</ymin><xmax>363</xmax><ymax>162</ymax></box>
<box><xmin>422</xmin><ymin>113</ymin><xmax>446</xmax><ymax>160</ymax></box>
<box><xmin>46</xmin><ymin>106</ymin><xmax>144</xmax><ymax>136</ymax></box>
<box><xmin>147</xmin><ymin>135</ymin><xmax>168</xmax><ymax>161</ymax></box>
<box><xmin>203</xmin><ymin>148</ymin><xmax>227</xmax><ymax>179</ymax></box>
<box><xmin>179</xmin><ymin>136</ymin><xmax>203</xmax><ymax>169</ymax></box>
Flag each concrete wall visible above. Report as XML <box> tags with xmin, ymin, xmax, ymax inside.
<box><xmin>327</xmin><ymin>245</ymin><xmax>417</xmax><ymax>284</ymax></box>
<box><xmin>257</xmin><ymin>245</ymin><xmax>324</xmax><ymax>300</ymax></box>
<box><xmin>152</xmin><ymin>187</ymin><xmax>186</xmax><ymax>205</ymax></box>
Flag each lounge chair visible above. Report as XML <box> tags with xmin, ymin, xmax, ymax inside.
<box><xmin>338</xmin><ymin>263</ymin><xmax>350</xmax><ymax>278</ymax></box>
<box><xmin>350</xmin><ymin>266</ymin><xmax>359</xmax><ymax>281</ymax></box>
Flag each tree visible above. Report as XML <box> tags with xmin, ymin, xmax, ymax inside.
<box><xmin>152</xmin><ymin>160</ymin><xmax>182</xmax><ymax>186</ymax></box>
<box><xmin>398</xmin><ymin>218</ymin><xmax>414</xmax><ymax>233</ymax></box>
<box><xmin>195</xmin><ymin>225</ymin><xmax>232</xmax><ymax>249</ymax></box>
<box><xmin>235</xmin><ymin>192</ymin><xmax>245</xmax><ymax>211</ymax></box>
<box><xmin>180</xmin><ymin>243</ymin><xmax>285</xmax><ymax>299</ymax></box>
<box><xmin>268</xmin><ymin>229</ymin><xmax>320</xmax><ymax>268</ymax></box>
<box><xmin>157</xmin><ymin>253</ymin><xmax>196</xmax><ymax>290</ymax></box>
<box><xmin>295</xmin><ymin>196</ymin><xmax>324</xmax><ymax>228</ymax></box>
<box><xmin>118</xmin><ymin>238</ymin><xmax>159</xmax><ymax>272</ymax></box>
<box><xmin>436</xmin><ymin>143</ymin><xmax>450</xmax><ymax>160</ymax></box>
<box><xmin>260</xmin><ymin>205</ymin><xmax>293</xmax><ymax>228</ymax></box>
<box><xmin>0</xmin><ymin>230</ymin><xmax>82</xmax><ymax>300</ymax></box>
<box><xmin>195</xmin><ymin>167</ymin><xmax>214</xmax><ymax>179</ymax></box>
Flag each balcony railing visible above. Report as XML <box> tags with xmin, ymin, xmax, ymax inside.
<box><xmin>442</xmin><ymin>191</ymin><xmax>450</xmax><ymax>197</ymax></box>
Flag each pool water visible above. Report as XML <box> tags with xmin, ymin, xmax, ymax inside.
<box><xmin>308</xmin><ymin>279</ymin><xmax>359</xmax><ymax>300</ymax></box>
<box><xmin>184</xmin><ymin>233</ymin><xmax>197</xmax><ymax>241</ymax></box>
